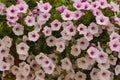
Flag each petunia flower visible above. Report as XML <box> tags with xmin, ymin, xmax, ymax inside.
<box><xmin>96</xmin><ymin>15</ymin><xmax>109</xmax><ymax>25</ymax></box>
<box><xmin>108</xmin><ymin>2</ymin><xmax>119</xmax><ymax>12</ymax></box>
<box><xmin>71</xmin><ymin>45</ymin><xmax>81</xmax><ymax>56</ymax></box>
<box><xmin>77</xmin><ymin>37</ymin><xmax>89</xmax><ymax>50</ymax></box>
<box><xmin>98</xmin><ymin>0</ymin><xmax>108</xmax><ymax>9</ymax></box>
<box><xmin>88</xmin><ymin>22</ymin><xmax>99</xmax><ymax>34</ymax></box>
<box><xmin>61</xmin><ymin>9</ymin><xmax>74</xmax><ymax>20</ymax></box>
<box><xmin>87</xmin><ymin>46</ymin><xmax>100</xmax><ymax>58</ymax></box>
<box><xmin>46</xmin><ymin>36</ymin><xmax>56</xmax><ymax>47</ymax></box>
<box><xmin>56</xmin><ymin>5</ymin><xmax>67</xmax><ymax>13</ymax></box>
<box><xmin>42</xmin><ymin>26</ymin><xmax>52</xmax><ymax>37</ymax></box>
<box><xmin>77</xmin><ymin>24</ymin><xmax>87</xmax><ymax>34</ymax></box>
<box><xmin>16</xmin><ymin>42</ymin><xmax>29</xmax><ymax>55</ymax></box>
<box><xmin>50</xmin><ymin>19</ymin><xmax>62</xmax><ymax>31</ymax></box>
<box><xmin>38</xmin><ymin>2</ymin><xmax>52</xmax><ymax>13</ymax></box>
<box><xmin>25</xmin><ymin>16</ymin><xmax>35</xmax><ymax>26</ymax></box>
<box><xmin>12</xmin><ymin>23</ymin><xmax>24</xmax><ymax>36</ymax></box>
<box><xmin>28</xmin><ymin>30</ymin><xmax>39</xmax><ymax>42</ymax></box>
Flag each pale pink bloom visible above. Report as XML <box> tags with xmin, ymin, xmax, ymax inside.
<box><xmin>87</xmin><ymin>46</ymin><xmax>100</xmax><ymax>58</ymax></box>
<box><xmin>108</xmin><ymin>56</ymin><xmax>117</xmax><ymax>65</ymax></box>
<box><xmin>77</xmin><ymin>57</ymin><xmax>89</xmax><ymax>69</ymax></box>
<box><xmin>74</xmin><ymin>71</ymin><xmax>86</xmax><ymax>80</ymax></box>
<box><xmin>6</xmin><ymin>5</ymin><xmax>18</xmax><ymax>16</ymax></box>
<box><xmin>38</xmin><ymin>2</ymin><xmax>52</xmax><ymax>13</ymax></box>
<box><xmin>28</xmin><ymin>30</ymin><xmax>39</xmax><ymax>42</ymax></box>
<box><xmin>85</xmin><ymin>55</ymin><xmax>96</xmax><ymax>65</ymax></box>
<box><xmin>2</xmin><ymin>36</ymin><xmax>12</xmax><ymax>48</ymax></box>
<box><xmin>7</xmin><ymin>21</ymin><xmax>16</xmax><ymax>27</ymax></box>
<box><xmin>46</xmin><ymin>36</ymin><xmax>56</xmax><ymax>47</ymax></box>
<box><xmin>55</xmin><ymin>41</ymin><xmax>65</xmax><ymax>52</ymax></box>
<box><xmin>37</xmin><ymin>12</ymin><xmax>51</xmax><ymax>21</ymax></box>
<box><xmin>109</xmin><ymin>2</ymin><xmax>119</xmax><ymax>12</ymax></box>
<box><xmin>92</xmin><ymin>9</ymin><xmax>103</xmax><ymax>16</ymax></box>
<box><xmin>19</xmin><ymin>62</ymin><xmax>26</xmax><ymax>68</ymax></box>
<box><xmin>12</xmin><ymin>23</ymin><xmax>24</xmax><ymax>36</ymax></box>
<box><xmin>96</xmin><ymin>15</ymin><xmax>109</xmax><ymax>25</ymax></box>
<box><xmin>30</xmin><ymin>60</ymin><xmax>40</xmax><ymax>71</ymax></box>
<box><xmin>64</xmin><ymin>25</ymin><xmax>76</xmax><ymax>36</ymax></box>
<box><xmin>48</xmin><ymin>53</ymin><xmax>58</xmax><ymax>64</ymax></box>
<box><xmin>0</xmin><ymin>39</ymin><xmax>5</xmax><ymax>49</ymax></box>
<box><xmin>16</xmin><ymin>1</ymin><xmax>28</xmax><ymax>13</ymax></box>
<box><xmin>109</xmin><ymin>39</ymin><xmax>120</xmax><ymax>52</ymax></box>
<box><xmin>98</xmin><ymin>62</ymin><xmax>110</xmax><ymax>70</ymax></box>
<box><xmin>35</xmin><ymin>77</ymin><xmax>44</xmax><ymax>80</ymax></box>
<box><xmin>110</xmin><ymin>31</ymin><xmax>119</xmax><ymax>40</ymax></box>
<box><xmin>56</xmin><ymin>5</ymin><xmax>67</xmax><ymax>13</ymax></box>
<box><xmin>42</xmin><ymin>26</ymin><xmax>52</xmax><ymax>37</ymax></box>
<box><xmin>77</xmin><ymin>37</ymin><xmax>89</xmax><ymax>50</ymax></box>
<box><xmin>73</xmin><ymin>10</ymin><xmax>83</xmax><ymax>20</ymax></box>
<box><xmin>61</xmin><ymin>57</ymin><xmax>72</xmax><ymax>71</ymax></box>
<box><xmin>61</xmin><ymin>9</ymin><xmax>74</xmax><ymax>20</ymax></box>
<box><xmin>34</xmin><ymin>22</ymin><xmax>43</xmax><ymax>32</ymax></box>
<box><xmin>77</xmin><ymin>24</ymin><xmax>87</xmax><ymax>34</ymax></box>
<box><xmin>5</xmin><ymin>54</ymin><xmax>14</xmax><ymax>65</ymax></box>
<box><xmin>35</xmin><ymin>69</ymin><xmax>45</xmax><ymax>79</ymax></box>
<box><xmin>0</xmin><ymin>46</ymin><xmax>9</xmax><ymax>57</ymax></box>
<box><xmin>25</xmin><ymin>16</ymin><xmax>35</xmax><ymax>26</ymax></box>
<box><xmin>35</xmin><ymin>53</ymin><xmax>51</xmax><ymax>67</ymax></box>
<box><xmin>98</xmin><ymin>0</ymin><xmax>108</xmax><ymax>9</ymax></box>
<box><xmin>62</xmin><ymin>21</ymin><xmax>74</xmax><ymax>28</ymax></box>
<box><xmin>88</xmin><ymin>22</ymin><xmax>99</xmax><ymax>34</ymax></box>
<box><xmin>0</xmin><ymin>61</ymin><xmax>10</xmax><ymax>71</ymax></box>
<box><xmin>27</xmin><ymin>72</ymin><xmax>35</xmax><ymax>80</ymax></box>
<box><xmin>73</xmin><ymin>1</ymin><xmax>83</xmax><ymax>10</ymax></box>
<box><xmin>91</xmin><ymin>1</ymin><xmax>99</xmax><ymax>10</ymax></box>
<box><xmin>11</xmin><ymin>66</ymin><xmax>19</xmax><ymax>75</ymax></box>
<box><xmin>71</xmin><ymin>45</ymin><xmax>81</xmax><ymax>56</ymax></box>
<box><xmin>26</xmin><ymin>54</ymin><xmax>34</xmax><ymax>63</ymax></box>
<box><xmin>66</xmin><ymin>68</ymin><xmax>75</xmax><ymax>79</ymax></box>
<box><xmin>0</xmin><ymin>2</ymin><xmax>6</xmax><ymax>15</ymax></box>
<box><xmin>50</xmin><ymin>19</ymin><xmax>61</xmax><ymax>31</ymax></box>
<box><xmin>43</xmin><ymin>62</ymin><xmax>55</xmax><ymax>74</ymax></box>
<box><xmin>19</xmin><ymin>54</ymin><xmax>28</xmax><ymax>60</ymax></box>
<box><xmin>20</xmin><ymin>64</ymin><xmax>30</xmax><ymax>76</ymax></box>
<box><xmin>58</xmin><ymin>75</ymin><xmax>66</xmax><ymax>80</ymax></box>
<box><xmin>82</xmin><ymin>2</ymin><xmax>91</xmax><ymax>10</ymax></box>
<box><xmin>115</xmin><ymin>65</ymin><xmax>120</xmax><ymax>75</ymax></box>
<box><xmin>84</xmin><ymin>30</ymin><xmax>93</xmax><ymax>41</ymax></box>
<box><xmin>98</xmin><ymin>69</ymin><xmax>111</xmax><ymax>80</ymax></box>
<box><xmin>16</xmin><ymin>42</ymin><xmax>29</xmax><ymax>55</ymax></box>
<box><xmin>60</xmin><ymin>30</ymin><xmax>72</xmax><ymax>40</ymax></box>
<box><xmin>90</xmin><ymin>68</ymin><xmax>100</xmax><ymax>80</ymax></box>
<box><xmin>16</xmin><ymin>72</ymin><xmax>27</xmax><ymax>80</ymax></box>
<box><xmin>104</xmin><ymin>22</ymin><xmax>114</xmax><ymax>32</ymax></box>
<box><xmin>96</xmin><ymin>51</ymin><xmax>108</xmax><ymax>63</ymax></box>
<box><xmin>7</xmin><ymin>15</ymin><xmax>19</xmax><ymax>23</ymax></box>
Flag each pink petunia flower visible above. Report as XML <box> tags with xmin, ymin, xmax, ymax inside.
<box><xmin>88</xmin><ymin>22</ymin><xmax>99</xmax><ymax>34</ymax></box>
<box><xmin>38</xmin><ymin>2</ymin><xmax>52</xmax><ymax>13</ymax></box>
<box><xmin>73</xmin><ymin>1</ymin><xmax>83</xmax><ymax>10</ymax></box>
<box><xmin>56</xmin><ymin>5</ymin><xmax>67</xmax><ymax>13</ymax></box>
<box><xmin>77</xmin><ymin>23</ymin><xmax>87</xmax><ymax>34</ymax></box>
<box><xmin>16</xmin><ymin>42</ymin><xmax>29</xmax><ymax>55</ymax></box>
<box><xmin>50</xmin><ymin>19</ymin><xmax>62</xmax><ymax>31</ymax></box>
<box><xmin>98</xmin><ymin>0</ymin><xmax>108</xmax><ymax>9</ymax></box>
<box><xmin>12</xmin><ymin>23</ymin><xmax>24</xmax><ymax>36</ymax></box>
<box><xmin>6</xmin><ymin>5</ymin><xmax>18</xmax><ymax>16</ymax></box>
<box><xmin>55</xmin><ymin>41</ymin><xmax>65</xmax><ymax>53</ymax></box>
<box><xmin>42</xmin><ymin>26</ymin><xmax>52</xmax><ymax>37</ymax></box>
<box><xmin>87</xmin><ymin>46</ymin><xmax>100</xmax><ymax>58</ymax></box>
<box><xmin>16</xmin><ymin>1</ymin><xmax>28</xmax><ymax>13</ymax></box>
<box><xmin>96</xmin><ymin>15</ymin><xmax>109</xmax><ymax>25</ymax></box>
<box><xmin>109</xmin><ymin>39</ymin><xmax>120</xmax><ymax>52</ymax></box>
<box><xmin>28</xmin><ymin>30</ymin><xmax>39</xmax><ymax>42</ymax></box>
<box><xmin>25</xmin><ymin>16</ymin><xmax>35</xmax><ymax>26</ymax></box>
<box><xmin>61</xmin><ymin>9</ymin><xmax>74</xmax><ymax>20</ymax></box>
<box><xmin>73</xmin><ymin>10</ymin><xmax>83</xmax><ymax>20</ymax></box>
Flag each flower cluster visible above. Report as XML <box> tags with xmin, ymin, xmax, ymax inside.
<box><xmin>0</xmin><ymin>0</ymin><xmax>120</xmax><ymax>80</ymax></box>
